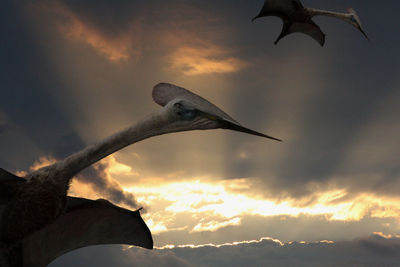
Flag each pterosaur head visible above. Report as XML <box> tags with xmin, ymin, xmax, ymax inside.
<box><xmin>347</xmin><ymin>8</ymin><xmax>369</xmax><ymax>40</ymax></box>
<box><xmin>153</xmin><ymin>83</ymin><xmax>282</xmax><ymax>142</ymax></box>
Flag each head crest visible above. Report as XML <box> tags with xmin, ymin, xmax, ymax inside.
<box><xmin>152</xmin><ymin>83</ymin><xmax>238</xmax><ymax>124</ymax></box>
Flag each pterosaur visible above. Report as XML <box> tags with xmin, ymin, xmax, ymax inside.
<box><xmin>0</xmin><ymin>168</ymin><xmax>152</xmax><ymax>267</ymax></box>
<box><xmin>0</xmin><ymin>83</ymin><xmax>281</xmax><ymax>266</ymax></box>
<box><xmin>252</xmin><ymin>0</ymin><xmax>369</xmax><ymax>46</ymax></box>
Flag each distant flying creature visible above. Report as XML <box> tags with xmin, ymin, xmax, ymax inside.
<box><xmin>252</xmin><ymin>0</ymin><xmax>369</xmax><ymax>46</ymax></box>
<box><xmin>0</xmin><ymin>83</ymin><xmax>281</xmax><ymax>266</ymax></box>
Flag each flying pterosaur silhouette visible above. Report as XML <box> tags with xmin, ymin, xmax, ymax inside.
<box><xmin>0</xmin><ymin>83</ymin><xmax>281</xmax><ymax>266</ymax></box>
<box><xmin>252</xmin><ymin>0</ymin><xmax>369</xmax><ymax>46</ymax></box>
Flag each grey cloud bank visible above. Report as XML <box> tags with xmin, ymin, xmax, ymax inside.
<box><xmin>75</xmin><ymin>163</ymin><xmax>141</xmax><ymax>210</ymax></box>
<box><xmin>51</xmin><ymin>234</ymin><xmax>400</xmax><ymax>267</ymax></box>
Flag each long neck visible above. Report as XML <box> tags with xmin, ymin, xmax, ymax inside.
<box><xmin>29</xmin><ymin>110</ymin><xmax>174</xmax><ymax>187</ymax></box>
<box><xmin>306</xmin><ymin>8</ymin><xmax>350</xmax><ymax>20</ymax></box>
<box><xmin>62</xmin><ymin>112</ymin><xmax>171</xmax><ymax>177</ymax></box>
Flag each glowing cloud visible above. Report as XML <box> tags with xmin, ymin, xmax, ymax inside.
<box><xmin>169</xmin><ymin>45</ymin><xmax>247</xmax><ymax>75</ymax></box>
<box><xmin>125</xmin><ymin>178</ymin><xmax>400</xmax><ymax>234</ymax></box>
<box><xmin>154</xmin><ymin>236</ymin><xmax>284</xmax><ymax>250</ymax></box>
<box><xmin>192</xmin><ymin>217</ymin><xmax>241</xmax><ymax>232</ymax></box>
<box><xmin>99</xmin><ymin>155</ymin><xmax>139</xmax><ymax>176</ymax></box>
<box><xmin>29</xmin><ymin>156</ymin><xmax>57</xmax><ymax>171</ymax></box>
<box><xmin>15</xmin><ymin>156</ymin><xmax>57</xmax><ymax>177</ymax></box>
<box><xmin>46</xmin><ymin>2</ymin><xmax>141</xmax><ymax>63</ymax></box>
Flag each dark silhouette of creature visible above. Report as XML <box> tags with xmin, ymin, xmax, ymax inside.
<box><xmin>0</xmin><ymin>168</ymin><xmax>152</xmax><ymax>267</ymax></box>
<box><xmin>252</xmin><ymin>0</ymin><xmax>369</xmax><ymax>46</ymax></box>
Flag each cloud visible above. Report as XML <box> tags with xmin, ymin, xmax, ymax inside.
<box><xmin>49</xmin><ymin>234</ymin><xmax>400</xmax><ymax>267</ymax></box>
<box><xmin>18</xmin><ymin>155</ymin><xmax>141</xmax><ymax>210</ymax></box>
<box><xmin>35</xmin><ymin>0</ymin><xmax>246</xmax><ymax>73</ymax></box>
<box><xmin>71</xmin><ymin>155</ymin><xmax>141</xmax><ymax>209</ymax></box>
<box><xmin>30</xmin><ymin>156</ymin><xmax>58</xmax><ymax>171</ymax></box>
<box><xmin>15</xmin><ymin>156</ymin><xmax>58</xmax><ymax>177</ymax></box>
<box><xmin>168</xmin><ymin>44</ymin><xmax>247</xmax><ymax>75</ymax></box>
<box><xmin>159</xmin><ymin>18</ymin><xmax>248</xmax><ymax>76</ymax></box>
<box><xmin>42</xmin><ymin>1</ymin><xmax>142</xmax><ymax>63</ymax></box>
<box><xmin>331</xmin><ymin>89</ymin><xmax>400</xmax><ymax>197</ymax></box>
<box><xmin>191</xmin><ymin>217</ymin><xmax>241</xmax><ymax>233</ymax></box>
<box><xmin>120</xmin><ymin>177</ymin><xmax>400</xmax><ymax>245</ymax></box>
<box><xmin>50</xmin><ymin>245</ymin><xmax>193</xmax><ymax>267</ymax></box>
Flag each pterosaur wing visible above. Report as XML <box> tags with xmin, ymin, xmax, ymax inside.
<box><xmin>0</xmin><ymin>170</ymin><xmax>153</xmax><ymax>266</ymax></box>
<box><xmin>253</xmin><ymin>0</ymin><xmax>304</xmax><ymax>21</ymax></box>
<box><xmin>22</xmin><ymin>197</ymin><xmax>153</xmax><ymax>267</ymax></box>
<box><xmin>291</xmin><ymin>0</ymin><xmax>304</xmax><ymax>9</ymax></box>
<box><xmin>276</xmin><ymin>20</ymin><xmax>325</xmax><ymax>46</ymax></box>
<box><xmin>0</xmin><ymin>168</ymin><xmax>25</xmax><ymax>205</ymax></box>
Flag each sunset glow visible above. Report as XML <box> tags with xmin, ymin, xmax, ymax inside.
<box><xmin>123</xmin><ymin>178</ymin><xmax>400</xmax><ymax>234</ymax></box>
<box><xmin>169</xmin><ymin>46</ymin><xmax>247</xmax><ymax>75</ymax></box>
<box><xmin>3</xmin><ymin>1</ymin><xmax>400</xmax><ymax>265</ymax></box>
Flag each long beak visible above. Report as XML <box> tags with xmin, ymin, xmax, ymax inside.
<box><xmin>358</xmin><ymin>26</ymin><xmax>370</xmax><ymax>41</ymax></box>
<box><xmin>220</xmin><ymin>120</ymin><xmax>282</xmax><ymax>142</ymax></box>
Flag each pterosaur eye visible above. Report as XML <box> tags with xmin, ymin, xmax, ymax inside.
<box><xmin>173</xmin><ymin>101</ymin><xmax>198</xmax><ymax>120</ymax></box>
<box><xmin>181</xmin><ymin>110</ymin><xmax>198</xmax><ymax>120</ymax></box>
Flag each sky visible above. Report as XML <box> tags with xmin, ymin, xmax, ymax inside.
<box><xmin>1</xmin><ymin>0</ymin><xmax>400</xmax><ymax>266</ymax></box>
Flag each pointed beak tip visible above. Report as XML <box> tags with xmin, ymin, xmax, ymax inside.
<box><xmin>268</xmin><ymin>136</ymin><xmax>283</xmax><ymax>142</ymax></box>
<box><xmin>254</xmin><ymin>132</ymin><xmax>283</xmax><ymax>142</ymax></box>
<box><xmin>360</xmin><ymin>30</ymin><xmax>370</xmax><ymax>41</ymax></box>
<box><xmin>356</xmin><ymin>25</ymin><xmax>369</xmax><ymax>41</ymax></box>
<box><xmin>218</xmin><ymin>119</ymin><xmax>282</xmax><ymax>142</ymax></box>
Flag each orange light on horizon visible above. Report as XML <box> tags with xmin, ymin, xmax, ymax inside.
<box><xmin>124</xmin><ymin>178</ymin><xmax>400</xmax><ymax>234</ymax></box>
<box><xmin>18</xmin><ymin>155</ymin><xmax>400</xmax><ymax>236</ymax></box>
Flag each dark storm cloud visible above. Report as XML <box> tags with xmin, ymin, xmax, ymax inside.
<box><xmin>50</xmin><ymin>234</ymin><xmax>400</xmax><ymax>267</ymax></box>
<box><xmin>50</xmin><ymin>133</ymin><xmax>140</xmax><ymax>209</ymax></box>
<box><xmin>0</xmin><ymin>1</ymin><xmax>137</xmax><ymax>209</ymax></box>
<box><xmin>0</xmin><ymin>0</ymin><xmax>85</xmax><ymax>170</ymax></box>
<box><xmin>59</xmin><ymin>0</ymin><xmax>144</xmax><ymax>35</ymax></box>
<box><xmin>76</xmin><ymin>163</ymin><xmax>141</xmax><ymax>210</ymax></box>
<box><xmin>50</xmin><ymin>245</ymin><xmax>192</xmax><ymax>267</ymax></box>
<box><xmin>169</xmin><ymin>235</ymin><xmax>400</xmax><ymax>267</ymax></box>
